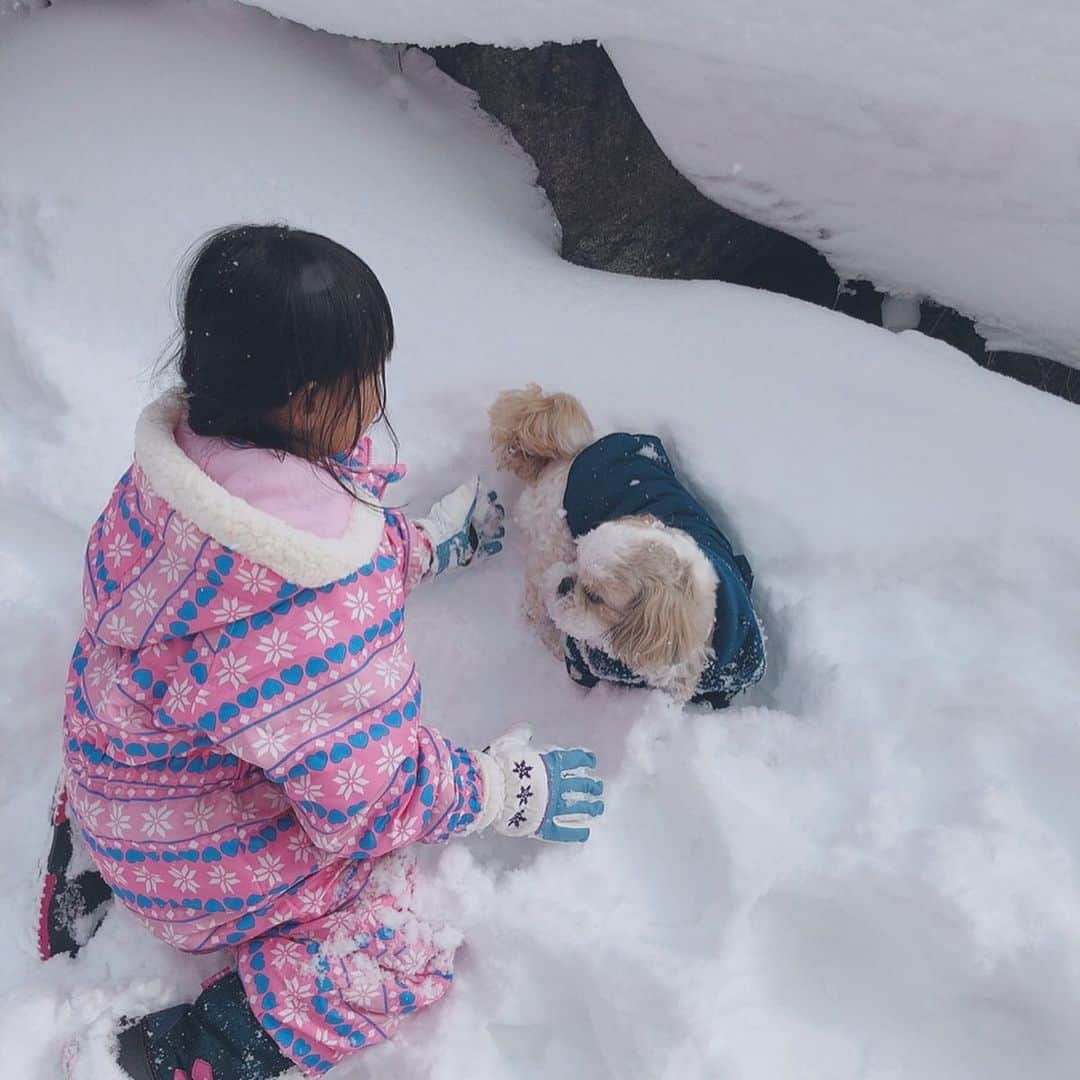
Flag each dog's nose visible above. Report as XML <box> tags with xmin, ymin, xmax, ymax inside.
<box><xmin>557</xmin><ymin>576</ymin><xmax>575</xmax><ymax>598</ymax></box>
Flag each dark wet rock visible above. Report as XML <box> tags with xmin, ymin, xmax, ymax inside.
<box><xmin>834</xmin><ymin>279</ymin><xmax>888</xmax><ymax>325</ymax></box>
<box><xmin>980</xmin><ymin>349</ymin><xmax>1080</xmax><ymax>403</ymax></box>
<box><xmin>917</xmin><ymin>302</ymin><xmax>1080</xmax><ymax>403</ymax></box>
<box><xmin>428</xmin><ymin>41</ymin><xmax>839</xmax><ymax>307</ymax></box>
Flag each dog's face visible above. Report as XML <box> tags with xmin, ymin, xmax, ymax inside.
<box><xmin>543</xmin><ymin>516</ymin><xmax>718</xmax><ymax>698</ymax></box>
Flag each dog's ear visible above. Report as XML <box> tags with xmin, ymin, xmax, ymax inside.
<box><xmin>489</xmin><ymin>384</ymin><xmax>593</xmax><ymax>480</ymax></box>
<box><xmin>607</xmin><ymin>542</ymin><xmax>713</xmax><ymax>696</ymax></box>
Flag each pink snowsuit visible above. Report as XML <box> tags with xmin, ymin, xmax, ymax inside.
<box><xmin>62</xmin><ymin>393</ymin><xmax>487</xmax><ymax>1075</ymax></box>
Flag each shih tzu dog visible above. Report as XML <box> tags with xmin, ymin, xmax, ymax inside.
<box><xmin>490</xmin><ymin>385</ymin><xmax>765</xmax><ymax>707</ymax></box>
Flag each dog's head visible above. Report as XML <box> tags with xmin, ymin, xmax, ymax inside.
<box><xmin>544</xmin><ymin>516</ymin><xmax>717</xmax><ymax>701</ymax></box>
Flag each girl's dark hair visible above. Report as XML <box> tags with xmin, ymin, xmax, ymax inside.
<box><xmin>168</xmin><ymin>223</ymin><xmax>395</xmax><ymax>482</ymax></box>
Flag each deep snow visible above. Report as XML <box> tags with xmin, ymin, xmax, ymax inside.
<box><xmin>2</xmin><ymin>2</ymin><xmax>1080</xmax><ymax>1078</ymax></box>
<box><xmin>231</xmin><ymin>0</ymin><xmax>1080</xmax><ymax>367</ymax></box>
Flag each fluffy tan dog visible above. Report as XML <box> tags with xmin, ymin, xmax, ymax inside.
<box><xmin>490</xmin><ymin>385</ymin><xmax>719</xmax><ymax>703</ymax></box>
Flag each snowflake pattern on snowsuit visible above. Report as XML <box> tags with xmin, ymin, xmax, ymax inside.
<box><xmin>62</xmin><ymin>436</ymin><xmax>484</xmax><ymax>1075</ymax></box>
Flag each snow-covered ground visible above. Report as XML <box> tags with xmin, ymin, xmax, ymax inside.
<box><xmin>2</xmin><ymin>1</ymin><xmax>1080</xmax><ymax>1077</ymax></box>
<box><xmin>233</xmin><ymin>0</ymin><xmax>1080</xmax><ymax>367</ymax></box>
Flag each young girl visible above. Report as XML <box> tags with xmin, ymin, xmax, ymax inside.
<box><xmin>50</xmin><ymin>225</ymin><xmax>604</xmax><ymax>1080</ymax></box>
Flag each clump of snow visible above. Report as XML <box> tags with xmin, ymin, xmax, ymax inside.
<box><xmin>2</xmin><ymin>3</ymin><xmax>1080</xmax><ymax>1078</ymax></box>
<box><xmin>881</xmin><ymin>295</ymin><xmax>922</xmax><ymax>334</ymax></box>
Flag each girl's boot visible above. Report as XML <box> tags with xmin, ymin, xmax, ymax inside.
<box><xmin>115</xmin><ymin>972</ymin><xmax>295</xmax><ymax>1080</ymax></box>
<box><xmin>38</xmin><ymin>777</ymin><xmax>113</xmax><ymax>960</ymax></box>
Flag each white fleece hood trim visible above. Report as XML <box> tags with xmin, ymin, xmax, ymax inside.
<box><xmin>134</xmin><ymin>392</ymin><xmax>385</xmax><ymax>588</ymax></box>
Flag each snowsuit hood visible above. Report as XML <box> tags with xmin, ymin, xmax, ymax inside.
<box><xmin>84</xmin><ymin>392</ymin><xmax>396</xmax><ymax>650</ymax></box>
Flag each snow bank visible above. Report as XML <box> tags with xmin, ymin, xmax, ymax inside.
<box><xmin>227</xmin><ymin>0</ymin><xmax>1080</xmax><ymax>367</ymax></box>
<box><xmin>605</xmin><ymin>36</ymin><xmax>1080</xmax><ymax>365</ymax></box>
<box><xmin>2</xmin><ymin>2</ymin><xmax>1079</xmax><ymax>1077</ymax></box>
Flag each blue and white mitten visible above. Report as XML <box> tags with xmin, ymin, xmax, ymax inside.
<box><xmin>415</xmin><ymin>479</ymin><xmax>505</xmax><ymax>577</ymax></box>
<box><xmin>468</xmin><ymin>726</ymin><xmax>605</xmax><ymax>843</ymax></box>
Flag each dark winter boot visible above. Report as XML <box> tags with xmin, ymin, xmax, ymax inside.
<box><xmin>115</xmin><ymin>972</ymin><xmax>295</xmax><ymax>1080</ymax></box>
<box><xmin>37</xmin><ymin>778</ymin><xmax>113</xmax><ymax>960</ymax></box>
